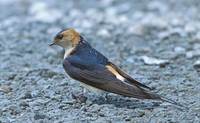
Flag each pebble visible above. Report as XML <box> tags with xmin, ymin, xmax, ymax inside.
<box><xmin>0</xmin><ymin>85</ymin><xmax>12</xmax><ymax>93</ymax></box>
<box><xmin>140</xmin><ymin>56</ymin><xmax>169</xmax><ymax>65</ymax></box>
<box><xmin>170</xmin><ymin>28</ymin><xmax>186</xmax><ymax>37</ymax></box>
<box><xmin>193</xmin><ymin>44</ymin><xmax>200</xmax><ymax>50</ymax></box>
<box><xmin>128</xmin><ymin>24</ymin><xmax>144</xmax><ymax>35</ymax></box>
<box><xmin>126</xmin><ymin>57</ymin><xmax>134</xmax><ymax>63</ymax></box>
<box><xmin>192</xmin><ymin>32</ymin><xmax>200</xmax><ymax>41</ymax></box>
<box><xmin>158</xmin><ymin>28</ymin><xmax>186</xmax><ymax>39</ymax></box>
<box><xmin>19</xmin><ymin>101</ymin><xmax>29</xmax><ymax>109</ymax></box>
<box><xmin>142</xmin><ymin>15</ymin><xmax>168</xmax><ymax>29</ymax></box>
<box><xmin>100</xmin><ymin>0</ymin><xmax>114</xmax><ymax>7</ymax></box>
<box><xmin>148</xmin><ymin>1</ymin><xmax>168</xmax><ymax>13</ymax></box>
<box><xmin>72</xmin><ymin>94</ymin><xmax>88</xmax><ymax>104</ymax></box>
<box><xmin>193</xmin><ymin>60</ymin><xmax>200</xmax><ymax>69</ymax></box>
<box><xmin>170</xmin><ymin>17</ymin><xmax>184</xmax><ymax>26</ymax></box>
<box><xmin>158</xmin><ymin>31</ymin><xmax>171</xmax><ymax>39</ymax></box>
<box><xmin>34</xmin><ymin>112</ymin><xmax>46</xmax><ymax>120</ymax></box>
<box><xmin>20</xmin><ymin>92</ymin><xmax>32</xmax><ymax>99</ymax></box>
<box><xmin>184</xmin><ymin>23</ymin><xmax>197</xmax><ymax>33</ymax></box>
<box><xmin>174</xmin><ymin>47</ymin><xmax>186</xmax><ymax>54</ymax></box>
<box><xmin>97</xmin><ymin>29</ymin><xmax>111</xmax><ymax>37</ymax></box>
<box><xmin>186</xmin><ymin>50</ymin><xmax>200</xmax><ymax>59</ymax></box>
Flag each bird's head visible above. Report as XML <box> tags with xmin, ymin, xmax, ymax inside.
<box><xmin>50</xmin><ymin>28</ymin><xmax>80</xmax><ymax>48</ymax></box>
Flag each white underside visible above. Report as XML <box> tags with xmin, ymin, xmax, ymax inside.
<box><xmin>80</xmin><ymin>82</ymin><xmax>104</xmax><ymax>94</ymax></box>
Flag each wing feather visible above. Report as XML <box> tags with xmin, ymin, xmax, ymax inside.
<box><xmin>63</xmin><ymin>56</ymin><xmax>161</xmax><ymax>99</ymax></box>
<box><xmin>108</xmin><ymin>62</ymin><xmax>152</xmax><ymax>90</ymax></box>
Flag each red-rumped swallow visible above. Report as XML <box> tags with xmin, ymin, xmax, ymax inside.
<box><xmin>50</xmin><ymin>28</ymin><xmax>186</xmax><ymax>109</ymax></box>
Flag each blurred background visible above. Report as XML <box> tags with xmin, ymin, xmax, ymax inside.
<box><xmin>0</xmin><ymin>0</ymin><xmax>200</xmax><ymax>122</ymax></box>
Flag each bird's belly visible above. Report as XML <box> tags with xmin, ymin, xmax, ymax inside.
<box><xmin>80</xmin><ymin>82</ymin><xmax>104</xmax><ymax>94</ymax></box>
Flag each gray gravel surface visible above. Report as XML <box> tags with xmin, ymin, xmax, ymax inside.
<box><xmin>0</xmin><ymin>0</ymin><xmax>200</xmax><ymax>122</ymax></box>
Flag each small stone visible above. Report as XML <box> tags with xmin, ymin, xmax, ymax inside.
<box><xmin>140</xmin><ymin>56</ymin><xmax>169</xmax><ymax>65</ymax></box>
<box><xmin>125</xmin><ymin>118</ymin><xmax>131</xmax><ymax>121</ymax></box>
<box><xmin>0</xmin><ymin>85</ymin><xmax>12</xmax><ymax>93</ymax></box>
<box><xmin>126</xmin><ymin>57</ymin><xmax>134</xmax><ymax>63</ymax></box>
<box><xmin>31</xmin><ymin>90</ymin><xmax>40</xmax><ymax>98</ymax></box>
<box><xmin>194</xmin><ymin>44</ymin><xmax>200</xmax><ymax>50</ymax></box>
<box><xmin>148</xmin><ymin>1</ymin><xmax>168</xmax><ymax>13</ymax></box>
<box><xmin>34</xmin><ymin>112</ymin><xmax>46</xmax><ymax>120</ymax></box>
<box><xmin>105</xmin><ymin>7</ymin><xmax>117</xmax><ymax>16</ymax></box>
<box><xmin>128</xmin><ymin>24</ymin><xmax>144</xmax><ymax>36</ymax></box>
<box><xmin>133</xmin><ymin>11</ymin><xmax>144</xmax><ymax>19</ymax></box>
<box><xmin>82</xmin><ymin>20</ymin><xmax>93</xmax><ymax>29</ymax></box>
<box><xmin>193</xmin><ymin>32</ymin><xmax>200</xmax><ymax>41</ymax></box>
<box><xmin>8</xmin><ymin>74</ymin><xmax>16</xmax><ymax>80</ymax></box>
<box><xmin>158</xmin><ymin>31</ymin><xmax>170</xmax><ymax>39</ymax></box>
<box><xmin>117</xmin><ymin>3</ymin><xmax>131</xmax><ymax>13</ymax></box>
<box><xmin>142</xmin><ymin>15</ymin><xmax>167</xmax><ymax>29</ymax></box>
<box><xmin>186</xmin><ymin>50</ymin><xmax>200</xmax><ymax>59</ymax></box>
<box><xmin>62</xmin><ymin>100</ymin><xmax>74</xmax><ymax>105</ymax></box>
<box><xmin>97</xmin><ymin>29</ymin><xmax>110</xmax><ymax>37</ymax></box>
<box><xmin>20</xmin><ymin>92</ymin><xmax>32</xmax><ymax>99</ymax></box>
<box><xmin>118</xmin><ymin>15</ymin><xmax>128</xmax><ymax>23</ymax></box>
<box><xmin>174</xmin><ymin>47</ymin><xmax>186</xmax><ymax>54</ymax></box>
<box><xmin>159</xmin><ymin>28</ymin><xmax>186</xmax><ymax>39</ymax></box>
<box><xmin>169</xmin><ymin>28</ymin><xmax>186</xmax><ymax>37</ymax></box>
<box><xmin>184</xmin><ymin>23</ymin><xmax>196</xmax><ymax>33</ymax></box>
<box><xmin>9</xmin><ymin>106</ymin><xmax>20</xmax><ymax>116</ymax></box>
<box><xmin>171</xmin><ymin>18</ymin><xmax>183</xmax><ymax>26</ymax></box>
<box><xmin>19</xmin><ymin>101</ymin><xmax>29</xmax><ymax>109</ymax></box>
<box><xmin>71</xmin><ymin>93</ymin><xmax>87</xmax><ymax>103</ymax></box>
<box><xmin>100</xmin><ymin>0</ymin><xmax>114</xmax><ymax>7</ymax></box>
<box><xmin>193</xmin><ymin>60</ymin><xmax>200</xmax><ymax>69</ymax></box>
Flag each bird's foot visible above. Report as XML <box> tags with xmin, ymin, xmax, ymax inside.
<box><xmin>71</xmin><ymin>92</ymin><xmax>88</xmax><ymax>103</ymax></box>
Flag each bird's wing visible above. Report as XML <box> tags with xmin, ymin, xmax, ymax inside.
<box><xmin>107</xmin><ymin>62</ymin><xmax>152</xmax><ymax>90</ymax></box>
<box><xmin>63</xmin><ymin>56</ymin><xmax>161</xmax><ymax>99</ymax></box>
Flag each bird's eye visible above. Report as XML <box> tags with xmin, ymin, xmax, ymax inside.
<box><xmin>57</xmin><ymin>34</ymin><xmax>63</xmax><ymax>39</ymax></box>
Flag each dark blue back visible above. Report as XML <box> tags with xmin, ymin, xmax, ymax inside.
<box><xmin>69</xmin><ymin>39</ymin><xmax>108</xmax><ymax>65</ymax></box>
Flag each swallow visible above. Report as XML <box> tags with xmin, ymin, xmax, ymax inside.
<box><xmin>50</xmin><ymin>28</ymin><xmax>186</xmax><ymax>109</ymax></box>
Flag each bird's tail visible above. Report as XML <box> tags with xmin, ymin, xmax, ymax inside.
<box><xmin>143</xmin><ymin>90</ymin><xmax>188</xmax><ymax>110</ymax></box>
<box><xmin>159</xmin><ymin>95</ymin><xmax>189</xmax><ymax>110</ymax></box>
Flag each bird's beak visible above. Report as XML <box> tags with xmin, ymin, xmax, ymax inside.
<box><xmin>49</xmin><ymin>42</ymin><xmax>55</xmax><ymax>46</ymax></box>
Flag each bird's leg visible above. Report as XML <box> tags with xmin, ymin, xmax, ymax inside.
<box><xmin>71</xmin><ymin>93</ymin><xmax>88</xmax><ymax>103</ymax></box>
<box><xmin>71</xmin><ymin>88</ymin><xmax>88</xmax><ymax>103</ymax></box>
<box><xmin>83</xmin><ymin>88</ymin><xmax>87</xmax><ymax>94</ymax></box>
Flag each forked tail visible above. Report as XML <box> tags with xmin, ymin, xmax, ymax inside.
<box><xmin>159</xmin><ymin>95</ymin><xmax>189</xmax><ymax>110</ymax></box>
<box><xmin>144</xmin><ymin>90</ymin><xmax>189</xmax><ymax>110</ymax></box>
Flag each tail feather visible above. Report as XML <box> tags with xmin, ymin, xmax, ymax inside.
<box><xmin>143</xmin><ymin>90</ymin><xmax>189</xmax><ymax>110</ymax></box>
<box><xmin>160</xmin><ymin>95</ymin><xmax>189</xmax><ymax>110</ymax></box>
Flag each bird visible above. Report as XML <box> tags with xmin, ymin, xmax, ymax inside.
<box><xmin>50</xmin><ymin>28</ymin><xmax>186</xmax><ymax>109</ymax></box>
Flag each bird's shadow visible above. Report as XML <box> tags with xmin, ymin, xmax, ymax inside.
<box><xmin>90</xmin><ymin>95</ymin><xmax>162</xmax><ymax>110</ymax></box>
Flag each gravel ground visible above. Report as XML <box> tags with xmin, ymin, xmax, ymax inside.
<box><xmin>0</xmin><ymin>0</ymin><xmax>200</xmax><ymax>122</ymax></box>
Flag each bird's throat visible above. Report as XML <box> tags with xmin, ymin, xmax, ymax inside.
<box><xmin>64</xmin><ymin>47</ymin><xmax>75</xmax><ymax>59</ymax></box>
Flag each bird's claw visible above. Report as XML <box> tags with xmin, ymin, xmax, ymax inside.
<box><xmin>71</xmin><ymin>93</ymin><xmax>88</xmax><ymax>103</ymax></box>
